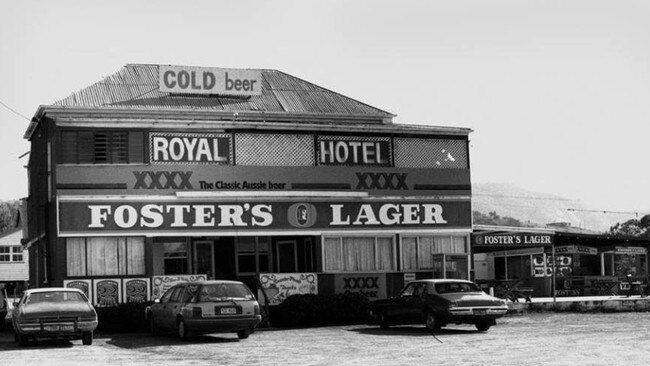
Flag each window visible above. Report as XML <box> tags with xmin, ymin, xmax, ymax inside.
<box><xmin>60</xmin><ymin>130</ymin><xmax>144</xmax><ymax>164</ymax></box>
<box><xmin>237</xmin><ymin>237</ymin><xmax>270</xmax><ymax>275</ymax></box>
<box><xmin>0</xmin><ymin>246</ymin><xmax>24</xmax><ymax>262</ymax></box>
<box><xmin>66</xmin><ymin>237</ymin><xmax>145</xmax><ymax>276</ymax></box>
<box><xmin>401</xmin><ymin>235</ymin><xmax>468</xmax><ymax>271</ymax></box>
<box><xmin>400</xmin><ymin>283</ymin><xmax>418</xmax><ymax>297</ymax></box>
<box><xmin>159</xmin><ymin>286</ymin><xmax>176</xmax><ymax>303</ymax></box>
<box><xmin>322</xmin><ymin>235</ymin><xmax>396</xmax><ymax>272</ymax></box>
<box><xmin>164</xmin><ymin>242</ymin><xmax>188</xmax><ymax>274</ymax></box>
<box><xmin>170</xmin><ymin>286</ymin><xmax>186</xmax><ymax>303</ymax></box>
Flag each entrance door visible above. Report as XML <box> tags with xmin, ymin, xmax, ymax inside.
<box><xmin>276</xmin><ymin>240</ymin><xmax>298</xmax><ymax>273</ymax></box>
<box><xmin>193</xmin><ymin>240</ymin><xmax>215</xmax><ymax>279</ymax></box>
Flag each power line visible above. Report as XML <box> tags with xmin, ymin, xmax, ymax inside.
<box><xmin>473</xmin><ymin>193</ymin><xmax>570</xmax><ymax>201</ymax></box>
<box><xmin>566</xmin><ymin>208</ymin><xmax>643</xmax><ymax>217</ymax></box>
<box><xmin>0</xmin><ymin>99</ymin><xmax>31</xmax><ymax>121</ymax></box>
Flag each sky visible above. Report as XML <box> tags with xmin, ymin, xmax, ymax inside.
<box><xmin>1</xmin><ymin>0</ymin><xmax>649</xmax><ymax>218</ymax></box>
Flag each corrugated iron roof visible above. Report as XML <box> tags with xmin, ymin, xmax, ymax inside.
<box><xmin>51</xmin><ymin>64</ymin><xmax>394</xmax><ymax>121</ymax></box>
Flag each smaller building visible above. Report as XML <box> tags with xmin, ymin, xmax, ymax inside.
<box><xmin>0</xmin><ymin>228</ymin><xmax>29</xmax><ymax>296</ymax></box>
<box><xmin>472</xmin><ymin>225</ymin><xmax>650</xmax><ymax>298</ymax></box>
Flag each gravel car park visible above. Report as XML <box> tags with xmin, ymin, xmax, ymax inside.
<box><xmin>1</xmin><ymin>312</ymin><xmax>650</xmax><ymax>365</ymax></box>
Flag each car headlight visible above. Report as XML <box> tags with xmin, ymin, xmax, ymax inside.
<box><xmin>448</xmin><ymin>301</ymin><xmax>458</xmax><ymax>308</ymax></box>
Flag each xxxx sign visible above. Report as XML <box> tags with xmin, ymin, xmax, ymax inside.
<box><xmin>356</xmin><ymin>172</ymin><xmax>408</xmax><ymax>190</ymax></box>
<box><xmin>334</xmin><ymin>273</ymin><xmax>386</xmax><ymax>300</ymax></box>
<box><xmin>133</xmin><ymin>171</ymin><xmax>193</xmax><ymax>189</ymax></box>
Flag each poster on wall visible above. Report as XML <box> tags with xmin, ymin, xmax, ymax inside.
<box><xmin>258</xmin><ymin>273</ymin><xmax>318</xmax><ymax>306</ymax></box>
<box><xmin>151</xmin><ymin>274</ymin><xmax>207</xmax><ymax>300</ymax></box>
<box><xmin>93</xmin><ymin>279</ymin><xmax>122</xmax><ymax>306</ymax></box>
<box><xmin>64</xmin><ymin>279</ymin><xmax>92</xmax><ymax>301</ymax></box>
<box><xmin>123</xmin><ymin>278</ymin><xmax>151</xmax><ymax>303</ymax></box>
<box><xmin>334</xmin><ymin>273</ymin><xmax>386</xmax><ymax>300</ymax></box>
<box><xmin>532</xmin><ymin>254</ymin><xmax>572</xmax><ymax>278</ymax></box>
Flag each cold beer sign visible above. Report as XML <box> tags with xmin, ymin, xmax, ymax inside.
<box><xmin>159</xmin><ymin>65</ymin><xmax>262</xmax><ymax>96</ymax></box>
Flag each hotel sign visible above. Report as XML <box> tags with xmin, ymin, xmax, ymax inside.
<box><xmin>159</xmin><ymin>65</ymin><xmax>262</xmax><ymax>96</ymax></box>
<box><xmin>58</xmin><ymin>198</ymin><xmax>471</xmax><ymax>235</ymax></box>
<box><xmin>316</xmin><ymin>135</ymin><xmax>392</xmax><ymax>166</ymax></box>
<box><xmin>473</xmin><ymin>233</ymin><xmax>553</xmax><ymax>246</ymax></box>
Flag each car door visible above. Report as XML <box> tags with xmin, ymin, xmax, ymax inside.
<box><xmin>156</xmin><ymin>286</ymin><xmax>182</xmax><ymax>330</ymax></box>
<box><xmin>392</xmin><ymin>282</ymin><xmax>419</xmax><ymax>323</ymax></box>
<box><xmin>402</xmin><ymin>282</ymin><xmax>428</xmax><ymax>323</ymax></box>
<box><xmin>168</xmin><ymin>286</ymin><xmax>188</xmax><ymax>328</ymax></box>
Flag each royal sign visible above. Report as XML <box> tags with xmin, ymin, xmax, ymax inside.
<box><xmin>150</xmin><ymin>133</ymin><xmax>231</xmax><ymax>164</ymax></box>
<box><xmin>473</xmin><ymin>233</ymin><xmax>554</xmax><ymax>246</ymax></box>
<box><xmin>57</xmin><ymin>198</ymin><xmax>471</xmax><ymax>235</ymax></box>
<box><xmin>159</xmin><ymin>65</ymin><xmax>262</xmax><ymax>96</ymax></box>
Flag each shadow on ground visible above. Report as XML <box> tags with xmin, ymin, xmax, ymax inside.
<box><xmin>105</xmin><ymin>332</ymin><xmax>240</xmax><ymax>349</ymax></box>
<box><xmin>0</xmin><ymin>330</ymin><xmax>76</xmax><ymax>351</ymax></box>
<box><xmin>348</xmin><ymin>325</ymin><xmax>479</xmax><ymax>337</ymax></box>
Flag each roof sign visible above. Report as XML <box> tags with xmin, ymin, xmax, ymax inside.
<box><xmin>159</xmin><ymin>65</ymin><xmax>262</xmax><ymax>96</ymax></box>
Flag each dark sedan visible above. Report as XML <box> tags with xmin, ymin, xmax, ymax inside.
<box><xmin>146</xmin><ymin>280</ymin><xmax>262</xmax><ymax>340</ymax></box>
<box><xmin>369</xmin><ymin>279</ymin><xmax>509</xmax><ymax>332</ymax></box>
<box><xmin>12</xmin><ymin>287</ymin><xmax>98</xmax><ymax>346</ymax></box>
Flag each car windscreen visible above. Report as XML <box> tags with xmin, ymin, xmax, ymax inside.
<box><xmin>197</xmin><ymin>283</ymin><xmax>254</xmax><ymax>302</ymax></box>
<box><xmin>26</xmin><ymin>291</ymin><xmax>86</xmax><ymax>304</ymax></box>
<box><xmin>435</xmin><ymin>282</ymin><xmax>482</xmax><ymax>294</ymax></box>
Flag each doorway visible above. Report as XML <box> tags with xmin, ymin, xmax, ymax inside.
<box><xmin>193</xmin><ymin>240</ymin><xmax>215</xmax><ymax>279</ymax></box>
<box><xmin>276</xmin><ymin>240</ymin><xmax>298</xmax><ymax>272</ymax></box>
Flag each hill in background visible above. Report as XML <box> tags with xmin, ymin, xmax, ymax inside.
<box><xmin>472</xmin><ymin>183</ymin><xmax>638</xmax><ymax>233</ymax></box>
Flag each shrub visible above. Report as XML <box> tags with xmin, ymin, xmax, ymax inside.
<box><xmin>95</xmin><ymin>301</ymin><xmax>152</xmax><ymax>333</ymax></box>
<box><xmin>271</xmin><ymin>293</ymin><xmax>371</xmax><ymax>328</ymax></box>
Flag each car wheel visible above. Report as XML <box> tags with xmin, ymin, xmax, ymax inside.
<box><xmin>425</xmin><ymin>313</ymin><xmax>442</xmax><ymax>332</ymax></box>
<box><xmin>237</xmin><ymin>330</ymin><xmax>250</xmax><ymax>339</ymax></box>
<box><xmin>475</xmin><ymin>321</ymin><xmax>491</xmax><ymax>332</ymax></box>
<box><xmin>178</xmin><ymin>319</ymin><xmax>189</xmax><ymax>341</ymax></box>
<box><xmin>82</xmin><ymin>331</ymin><xmax>93</xmax><ymax>345</ymax></box>
<box><xmin>149</xmin><ymin>316</ymin><xmax>160</xmax><ymax>336</ymax></box>
<box><xmin>379</xmin><ymin>313</ymin><xmax>390</xmax><ymax>329</ymax></box>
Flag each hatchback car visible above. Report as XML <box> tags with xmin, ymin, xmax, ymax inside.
<box><xmin>12</xmin><ymin>287</ymin><xmax>98</xmax><ymax>346</ymax></box>
<box><xmin>146</xmin><ymin>280</ymin><xmax>261</xmax><ymax>340</ymax></box>
<box><xmin>369</xmin><ymin>279</ymin><xmax>509</xmax><ymax>332</ymax></box>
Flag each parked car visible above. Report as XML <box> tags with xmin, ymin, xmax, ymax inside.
<box><xmin>12</xmin><ymin>287</ymin><xmax>98</xmax><ymax>346</ymax></box>
<box><xmin>146</xmin><ymin>280</ymin><xmax>261</xmax><ymax>340</ymax></box>
<box><xmin>369</xmin><ymin>279</ymin><xmax>509</xmax><ymax>332</ymax></box>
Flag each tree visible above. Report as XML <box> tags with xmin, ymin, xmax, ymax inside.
<box><xmin>473</xmin><ymin>211</ymin><xmax>529</xmax><ymax>227</ymax></box>
<box><xmin>0</xmin><ymin>200</ymin><xmax>21</xmax><ymax>233</ymax></box>
<box><xmin>608</xmin><ymin>214</ymin><xmax>650</xmax><ymax>238</ymax></box>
